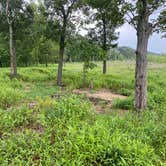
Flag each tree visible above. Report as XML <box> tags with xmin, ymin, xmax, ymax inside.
<box><xmin>44</xmin><ymin>0</ymin><xmax>83</xmax><ymax>86</ymax></box>
<box><xmin>0</xmin><ymin>0</ymin><xmax>34</xmax><ymax>76</ymax></box>
<box><xmin>66</xmin><ymin>35</ymin><xmax>104</xmax><ymax>86</ymax></box>
<box><xmin>159</xmin><ymin>10</ymin><xmax>166</xmax><ymax>38</ymax></box>
<box><xmin>5</xmin><ymin>0</ymin><xmax>17</xmax><ymax>76</ymax></box>
<box><xmin>0</xmin><ymin>1</ymin><xmax>59</xmax><ymax>67</ymax></box>
<box><xmin>29</xmin><ymin>2</ymin><xmax>59</xmax><ymax>66</ymax></box>
<box><xmin>126</xmin><ymin>0</ymin><xmax>166</xmax><ymax>110</ymax></box>
<box><xmin>86</xmin><ymin>0</ymin><xmax>125</xmax><ymax>74</ymax></box>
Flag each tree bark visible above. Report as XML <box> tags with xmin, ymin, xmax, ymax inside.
<box><xmin>102</xmin><ymin>17</ymin><xmax>107</xmax><ymax>74</ymax></box>
<box><xmin>135</xmin><ymin>2</ymin><xmax>151</xmax><ymax>110</ymax></box>
<box><xmin>83</xmin><ymin>65</ymin><xmax>86</xmax><ymax>87</ymax></box>
<box><xmin>103</xmin><ymin>60</ymin><xmax>107</xmax><ymax>74</ymax></box>
<box><xmin>135</xmin><ymin>32</ymin><xmax>149</xmax><ymax>110</ymax></box>
<box><xmin>57</xmin><ymin>16</ymin><xmax>66</xmax><ymax>86</ymax></box>
<box><xmin>9</xmin><ymin>23</ymin><xmax>17</xmax><ymax>77</ymax></box>
<box><xmin>57</xmin><ymin>41</ymin><xmax>65</xmax><ymax>86</ymax></box>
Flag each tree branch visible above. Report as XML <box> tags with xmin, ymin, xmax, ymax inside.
<box><xmin>125</xmin><ymin>13</ymin><xmax>137</xmax><ymax>30</ymax></box>
<box><xmin>6</xmin><ymin>0</ymin><xmax>10</xmax><ymax>24</ymax></box>
<box><xmin>66</xmin><ymin>0</ymin><xmax>77</xmax><ymax>17</ymax></box>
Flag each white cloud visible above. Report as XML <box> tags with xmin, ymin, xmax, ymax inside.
<box><xmin>118</xmin><ymin>23</ymin><xmax>166</xmax><ymax>54</ymax></box>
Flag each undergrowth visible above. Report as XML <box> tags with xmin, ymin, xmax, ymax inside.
<box><xmin>0</xmin><ymin>61</ymin><xmax>165</xmax><ymax>165</ymax></box>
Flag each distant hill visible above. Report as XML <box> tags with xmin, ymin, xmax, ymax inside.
<box><xmin>117</xmin><ymin>47</ymin><xmax>136</xmax><ymax>59</ymax></box>
<box><xmin>107</xmin><ymin>46</ymin><xmax>135</xmax><ymax>60</ymax></box>
<box><xmin>108</xmin><ymin>46</ymin><xmax>162</xmax><ymax>61</ymax></box>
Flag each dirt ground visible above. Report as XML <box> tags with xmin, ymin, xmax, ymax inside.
<box><xmin>73</xmin><ymin>89</ymin><xmax>126</xmax><ymax>101</ymax></box>
<box><xmin>73</xmin><ymin>89</ymin><xmax>127</xmax><ymax>113</ymax></box>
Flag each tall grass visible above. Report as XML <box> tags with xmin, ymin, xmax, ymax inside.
<box><xmin>0</xmin><ymin>60</ymin><xmax>165</xmax><ymax>165</ymax></box>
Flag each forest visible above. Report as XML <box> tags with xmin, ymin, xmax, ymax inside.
<box><xmin>0</xmin><ymin>0</ymin><xmax>166</xmax><ymax>165</ymax></box>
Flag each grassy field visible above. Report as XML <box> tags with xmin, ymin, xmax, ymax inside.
<box><xmin>0</xmin><ymin>60</ymin><xmax>166</xmax><ymax>165</ymax></box>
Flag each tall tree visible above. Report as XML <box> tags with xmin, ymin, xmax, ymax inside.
<box><xmin>0</xmin><ymin>0</ymin><xmax>34</xmax><ymax>76</ymax></box>
<box><xmin>6</xmin><ymin>0</ymin><xmax>17</xmax><ymax>76</ymax></box>
<box><xmin>44</xmin><ymin>0</ymin><xmax>82</xmax><ymax>86</ymax></box>
<box><xmin>126</xmin><ymin>0</ymin><xmax>166</xmax><ymax>110</ymax></box>
<box><xmin>87</xmin><ymin>0</ymin><xmax>124</xmax><ymax>74</ymax></box>
<box><xmin>29</xmin><ymin>1</ymin><xmax>60</xmax><ymax>66</ymax></box>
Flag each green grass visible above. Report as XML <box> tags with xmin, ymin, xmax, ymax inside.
<box><xmin>0</xmin><ymin>60</ymin><xmax>166</xmax><ymax>165</ymax></box>
<box><xmin>148</xmin><ymin>54</ymin><xmax>166</xmax><ymax>63</ymax></box>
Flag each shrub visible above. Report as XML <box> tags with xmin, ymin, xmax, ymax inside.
<box><xmin>112</xmin><ymin>97</ymin><xmax>134</xmax><ymax>110</ymax></box>
<box><xmin>0</xmin><ymin>86</ymin><xmax>24</xmax><ymax>109</ymax></box>
<box><xmin>0</xmin><ymin>106</ymin><xmax>34</xmax><ymax>133</ymax></box>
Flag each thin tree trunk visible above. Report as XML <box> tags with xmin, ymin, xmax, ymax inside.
<box><xmin>0</xmin><ymin>61</ymin><xmax>2</xmax><ymax>68</ymax></box>
<box><xmin>103</xmin><ymin>60</ymin><xmax>106</xmax><ymax>74</ymax></box>
<box><xmin>83</xmin><ymin>64</ymin><xmax>86</xmax><ymax>87</ymax></box>
<box><xmin>102</xmin><ymin>17</ymin><xmax>107</xmax><ymax>74</ymax></box>
<box><xmin>9</xmin><ymin>24</ymin><xmax>17</xmax><ymax>77</ymax></box>
<box><xmin>57</xmin><ymin>17</ymin><xmax>66</xmax><ymax>86</ymax></box>
<box><xmin>57</xmin><ymin>41</ymin><xmax>65</xmax><ymax>86</ymax></box>
<box><xmin>45</xmin><ymin>55</ymin><xmax>48</xmax><ymax>67</ymax></box>
<box><xmin>13</xmin><ymin>39</ymin><xmax>17</xmax><ymax>75</ymax></box>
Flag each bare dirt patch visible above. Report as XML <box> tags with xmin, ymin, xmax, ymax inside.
<box><xmin>73</xmin><ymin>89</ymin><xmax>126</xmax><ymax>101</ymax></box>
<box><xmin>73</xmin><ymin>89</ymin><xmax>127</xmax><ymax>113</ymax></box>
<box><xmin>29</xmin><ymin>101</ymin><xmax>38</xmax><ymax>109</ymax></box>
<box><xmin>29</xmin><ymin>123</ymin><xmax>44</xmax><ymax>134</ymax></box>
<box><xmin>12</xmin><ymin>123</ymin><xmax>44</xmax><ymax>135</ymax></box>
<box><xmin>148</xmin><ymin>63</ymin><xmax>166</xmax><ymax>69</ymax></box>
<box><xmin>25</xmin><ymin>85</ymin><xmax>31</xmax><ymax>93</ymax></box>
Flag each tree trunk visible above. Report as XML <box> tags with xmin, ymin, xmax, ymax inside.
<box><xmin>57</xmin><ymin>17</ymin><xmax>66</xmax><ymax>86</ymax></box>
<box><xmin>45</xmin><ymin>55</ymin><xmax>48</xmax><ymax>67</ymax></box>
<box><xmin>83</xmin><ymin>64</ymin><xmax>86</xmax><ymax>87</ymax></box>
<box><xmin>9</xmin><ymin>24</ymin><xmax>17</xmax><ymax>77</ymax></box>
<box><xmin>0</xmin><ymin>61</ymin><xmax>2</xmax><ymax>68</ymax></box>
<box><xmin>102</xmin><ymin>17</ymin><xmax>107</xmax><ymax>74</ymax></box>
<box><xmin>57</xmin><ymin>40</ymin><xmax>65</xmax><ymax>86</ymax></box>
<box><xmin>103</xmin><ymin>60</ymin><xmax>107</xmax><ymax>74</ymax></box>
<box><xmin>135</xmin><ymin>33</ymin><xmax>149</xmax><ymax>110</ymax></box>
<box><xmin>135</xmin><ymin>8</ymin><xmax>151</xmax><ymax>110</ymax></box>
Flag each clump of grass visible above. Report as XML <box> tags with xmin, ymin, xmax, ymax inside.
<box><xmin>19</xmin><ymin>67</ymin><xmax>56</xmax><ymax>82</ymax></box>
<box><xmin>0</xmin><ymin>86</ymin><xmax>24</xmax><ymax>109</ymax></box>
<box><xmin>112</xmin><ymin>97</ymin><xmax>134</xmax><ymax>110</ymax></box>
<box><xmin>0</xmin><ymin>106</ymin><xmax>35</xmax><ymax>133</ymax></box>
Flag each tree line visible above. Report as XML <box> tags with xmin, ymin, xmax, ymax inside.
<box><xmin>0</xmin><ymin>0</ymin><xmax>165</xmax><ymax>110</ymax></box>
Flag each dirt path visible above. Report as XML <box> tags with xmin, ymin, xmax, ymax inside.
<box><xmin>73</xmin><ymin>89</ymin><xmax>127</xmax><ymax>113</ymax></box>
<box><xmin>73</xmin><ymin>89</ymin><xmax>126</xmax><ymax>101</ymax></box>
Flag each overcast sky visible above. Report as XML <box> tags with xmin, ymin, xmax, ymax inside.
<box><xmin>118</xmin><ymin>23</ymin><xmax>166</xmax><ymax>54</ymax></box>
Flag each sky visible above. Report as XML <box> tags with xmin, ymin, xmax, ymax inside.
<box><xmin>80</xmin><ymin>23</ymin><xmax>166</xmax><ymax>54</ymax></box>
<box><xmin>118</xmin><ymin>24</ymin><xmax>166</xmax><ymax>54</ymax></box>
